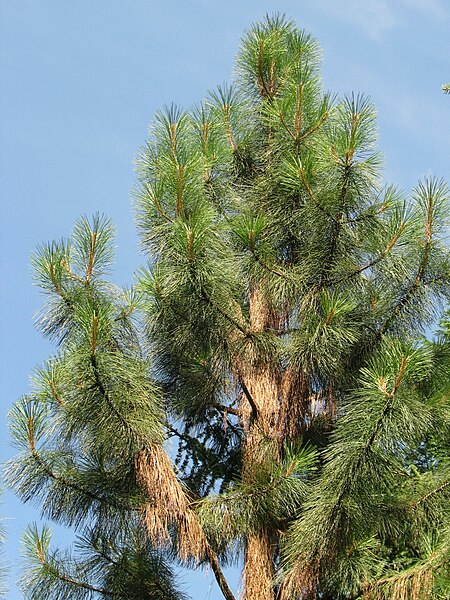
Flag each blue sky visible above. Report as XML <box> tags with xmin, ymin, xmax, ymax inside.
<box><xmin>1</xmin><ymin>1</ymin><xmax>449</xmax><ymax>597</ymax></box>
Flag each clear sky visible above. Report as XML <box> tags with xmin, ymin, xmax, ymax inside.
<box><xmin>1</xmin><ymin>1</ymin><xmax>449</xmax><ymax>597</ymax></box>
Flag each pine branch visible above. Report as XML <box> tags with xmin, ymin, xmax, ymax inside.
<box><xmin>60</xmin><ymin>260</ymin><xmax>85</xmax><ymax>286</ymax></box>
<box><xmin>379</xmin><ymin>249</ymin><xmax>432</xmax><ymax>335</ymax></box>
<box><xmin>205</xmin><ymin>547</ymin><xmax>236</xmax><ymax>600</ymax></box>
<box><xmin>299</xmin><ymin>166</ymin><xmax>340</xmax><ymax>224</ymax></box>
<box><xmin>239</xmin><ymin>378</ymin><xmax>259</xmax><ymax>420</ymax></box>
<box><xmin>89</xmin><ymin>353</ymin><xmax>151</xmax><ymax>447</ymax></box>
<box><xmin>40</xmin><ymin>564</ymin><xmax>111</xmax><ymax>597</ymax></box>
<box><xmin>213</xmin><ymin>402</ymin><xmax>241</xmax><ymax>417</ymax></box>
<box><xmin>329</xmin><ymin>224</ymin><xmax>406</xmax><ymax>285</ymax></box>
<box><xmin>298</xmin><ymin>110</ymin><xmax>330</xmax><ymax>143</ymax></box>
<box><xmin>166</xmin><ymin>425</ymin><xmax>214</xmax><ymax>464</ymax></box>
<box><xmin>48</xmin><ymin>380</ymin><xmax>64</xmax><ymax>406</ymax></box>
<box><xmin>89</xmin><ymin>538</ymin><xmax>178</xmax><ymax>599</ymax></box>
<box><xmin>336</xmin><ymin>354</ymin><xmax>408</xmax><ymax>509</ymax></box>
<box><xmin>414</xmin><ymin>480</ymin><xmax>450</xmax><ymax>508</ymax></box>
<box><xmin>277</xmin><ymin>109</ymin><xmax>297</xmax><ymax>142</ymax></box>
<box><xmin>319</xmin><ymin>165</ymin><xmax>350</xmax><ymax>283</ymax></box>
<box><xmin>28</xmin><ymin>531</ymin><xmax>112</xmax><ymax>597</ymax></box>
<box><xmin>24</xmin><ymin>413</ymin><xmax>132</xmax><ymax>513</ymax></box>
<box><xmin>200</xmin><ymin>288</ymin><xmax>248</xmax><ymax>335</ymax></box>
<box><xmin>250</xmin><ymin>249</ymin><xmax>296</xmax><ymax>281</ymax></box>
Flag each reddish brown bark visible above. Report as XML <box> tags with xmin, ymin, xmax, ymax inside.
<box><xmin>239</xmin><ymin>285</ymin><xmax>281</xmax><ymax>600</ymax></box>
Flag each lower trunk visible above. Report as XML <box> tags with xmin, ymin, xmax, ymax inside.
<box><xmin>243</xmin><ymin>531</ymin><xmax>274</xmax><ymax>600</ymax></box>
<box><xmin>240</xmin><ymin>407</ymin><xmax>278</xmax><ymax>600</ymax></box>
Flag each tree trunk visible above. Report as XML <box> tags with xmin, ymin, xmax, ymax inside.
<box><xmin>237</xmin><ymin>284</ymin><xmax>318</xmax><ymax>599</ymax></box>
<box><xmin>243</xmin><ymin>531</ymin><xmax>275</xmax><ymax>600</ymax></box>
<box><xmin>239</xmin><ymin>284</ymin><xmax>280</xmax><ymax>600</ymax></box>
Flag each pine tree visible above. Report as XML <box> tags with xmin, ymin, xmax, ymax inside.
<box><xmin>7</xmin><ymin>14</ymin><xmax>450</xmax><ymax>600</ymax></box>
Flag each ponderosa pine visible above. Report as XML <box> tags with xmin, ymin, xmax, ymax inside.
<box><xmin>7</xmin><ymin>14</ymin><xmax>450</xmax><ymax>600</ymax></box>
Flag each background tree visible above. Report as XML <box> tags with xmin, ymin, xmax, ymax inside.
<box><xmin>7</xmin><ymin>14</ymin><xmax>450</xmax><ymax>600</ymax></box>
